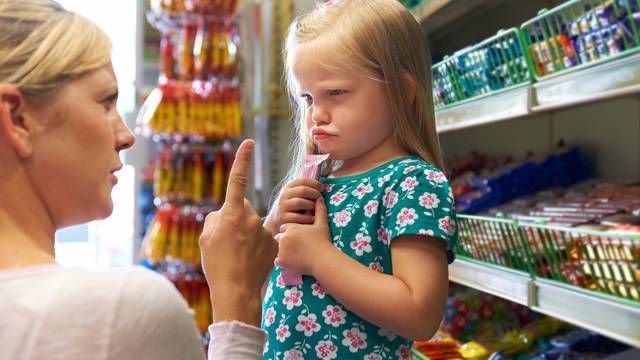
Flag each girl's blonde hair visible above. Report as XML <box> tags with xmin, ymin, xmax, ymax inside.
<box><xmin>0</xmin><ymin>0</ymin><xmax>112</xmax><ymax>100</ymax></box>
<box><xmin>271</xmin><ymin>0</ymin><xmax>443</xmax><ymax>212</ymax></box>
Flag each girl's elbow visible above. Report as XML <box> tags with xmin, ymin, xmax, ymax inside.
<box><xmin>405</xmin><ymin>321</ymin><xmax>439</xmax><ymax>342</ymax></box>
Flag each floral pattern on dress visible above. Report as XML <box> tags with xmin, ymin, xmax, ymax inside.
<box><xmin>262</xmin><ymin>156</ymin><xmax>458</xmax><ymax>359</ymax></box>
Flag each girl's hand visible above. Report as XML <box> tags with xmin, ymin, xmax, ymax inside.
<box><xmin>268</xmin><ymin>178</ymin><xmax>324</xmax><ymax>234</ymax></box>
<box><xmin>275</xmin><ymin>197</ymin><xmax>335</xmax><ymax>276</ymax></box>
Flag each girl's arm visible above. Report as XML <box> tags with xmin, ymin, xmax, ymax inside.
<box><xmin>277</xmin><ymin>199</ymin><xmax>449</xmax><ymax>341</ymax></box>
<box><xmin>316</xmin><ymin>235</ymin><xmax>448</xmax><ymax>341</ymax></box>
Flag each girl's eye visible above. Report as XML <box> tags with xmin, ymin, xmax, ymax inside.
<box><xmin>328</xmin><ymin>89</ymin><xmax>346</xmax><ymax>96</ymax></box>
<box><xmin>301</xmin><ymin>94</ymin><xmax>313</xmax><ymax>106</ymax></box>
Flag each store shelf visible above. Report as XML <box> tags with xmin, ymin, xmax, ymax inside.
<box><xmin>449</xmin><ymin>258</ymin><xmax>531</xmax><ymax>306</ymax></box>
<box><xmin>436</xmin><ymin>85</ymin><xmax>531</xmax><ymax>133</ymax></box>
<box><xmin>532</xmin><ymin>52</ymin><xmax>640</xmax><ymax>113</ymax></box>
<box><xmin>412</xmin><ymin>0</ymin><xmax>498</xmax><ymax>35</ymax></box>
<box><xmin>532</xmin><ymin>279</ymin><xmax>640</xmax><ymax>349</ymax></box>
<box><xmin>448</xmin><ymin>259</ymin><xmax>640</xmax><ymax>348</ymax></box>
<box><xmin>436</xmin><ymin>53</ymin><xmax>640</xmax><ymax>133</ymax></box>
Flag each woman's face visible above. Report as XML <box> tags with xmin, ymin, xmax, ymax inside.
<box><xmin>26</xmin><ymin>62</ymin><xmax>135</xmax><ymax>228</ymax></box>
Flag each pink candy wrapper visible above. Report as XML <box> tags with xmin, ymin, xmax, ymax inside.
<box><xmin>281</xmin><ymin>153</ymin><xmax>330</xmax><ymax>286</ymax></box>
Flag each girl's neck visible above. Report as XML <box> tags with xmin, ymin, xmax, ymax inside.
<box><xmin>330</xmin><ymin>148</ymin><xmax>409</xmax><ymax>178</ymax></box>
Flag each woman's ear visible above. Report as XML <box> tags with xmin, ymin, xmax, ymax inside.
<box><xmin>402</xmin><ymin>71</ymin><xmax>417</xmax><ymax>107</ymax></box>
<box><xmin>0</xmin><ymin>85</ymin><xmax>32</xmax><ymax>157</ymax></box>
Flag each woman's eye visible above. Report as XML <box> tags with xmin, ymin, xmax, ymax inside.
<box><xmin>103</xmin><ymin>100</ymin><xmax>115</xmax><ymax>110</ymax></box>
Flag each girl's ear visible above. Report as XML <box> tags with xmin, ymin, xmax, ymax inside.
<box><xmin>0</xmin><ymin>85</ymin><xmax>33</xmax><ymax>158</ymax></box>
<box><xmin>402</xmin><ymin>71</ymin><xmax>417</xmax><ymax>107</ymax></box>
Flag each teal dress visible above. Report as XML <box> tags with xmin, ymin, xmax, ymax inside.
<box><xmin>262</xmin><ymin>156</ymin><xmax>458</xmax><ymax>360</ymax></box>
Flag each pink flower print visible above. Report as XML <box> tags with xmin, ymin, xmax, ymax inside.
<box><xmin>295</xmin><ymin>313</ymin><xmax>321</xmax><ymax>336</ymax></box>
<box><xmin>397</xmin><ymin>208</ymin><xmax>418</xmax><ymax>226</ymax></box>
<box><xmin>341</xmin><ymin>327</ymin><xmax>368</xmax><ymax>353</ymax></box>
<box><xmin>352</xmin><ymin>183</ymin><xmax>374</xmax><ymax>198</ymax></box>
<box><xmin>400</xmin><ymin>176</ymin><xmax>419</xmax><ymax>191</ymax></box>
<box><xmin>419</xmin><ymin>229</ymin><xmax>435</xmax><ymax>236</ymax></box>
<box><xmin>365</xmin><ymin>353</ymin><xmax>383</xmax><ymax>360</ymax></box>
<box><xmin>264</xmin><ymin>307</ymin><xmax>276</xmax><ymax>327</ymax></box>
<box><xmin>276</xmin><ymin>273</ymin><xmax>285</xmax><ymax>288</ymax></box>
<box><xmin>425</xmin><ymin>169</ymin><xmax>447</xmax><ymax>184</ymax></box>
<box><xmin>276</xmin><ymin>324</ymin><xmax>291</xmax><ymax>342</ymax></box>
<box><xmin>332</xmin><ymin>210</ymin><xmax>351</xmax><ymax>227</ymax></box>
<box><xmin>377</xmin><ymin>227</ymin><xmax>391</xmax><ymax>246</ymax></box>
<box><xmin>364</xmin><ymin>200</ymin><xmax>379</xmax><ymax>218</ymax></box>
<box><xmin>350</xmin><ymin>233</ymin><xmax>372</xmax><ymax>256</ymax></box>
<box><xmin>330</xmin><ymin>192</ymin><xmax>347</xmax><ymax>206</ymax></box>
<box><xmin>282</xmin><ymin>287</ymin><xmax>303</xmax><ymax>310</ymax></box>
<box><xmin>265</xmin><ymin>282</ymin><xmax>274</xmax><ymax>301</ymax></box>
<box><xmin>283</xmin><ymin>349</ymin><xmax>304</xmax><ymax>360</ymax></box>
<box><xmin>325</xmin><ymin>183</ymin><xmax>334</xmax><ymax>192</ymax></box>
<box><xmin>322</xmin><ymin>305</ymin><xmax>347</xmax><ymax>327</ymax></box>
<box><xmin>315</xmin><ymin>340</ymin><xmax>338</xmax><ymax>359</ymax></box>
<box><xmin>377</xmin><ymin>174</ymin><xmax>391</xmax><ymax>187</ymax></box>
<box><xmin>403</xmin><ymin>165</ymin><xmax>420</xmax><ymax>174</ymax></box>
<box><xmin>400</xmin><ymin>158</ymin><xmax>417</xmax><ymax>164</ymax></box>
<box><xmin>369</xmin><ymin>261</ymin><xmax>384</xmax><ymax>273</ymax></box>
<box><xmin>312</xmin><ymin>282</ymin><xmax>326</xmax><ymax>299</ymax></box>
<box><xmin>439</xmin><ymin>216</ymin><xmax>456</xmax><ymax>236</ymax></box>
<box><xmin>382</xmin><ymin>188</ymin><xmax>398</xmax><ymax>208</ymax></box>
<box><xmin>419</xmin><ymin>192</ymin><xmax>440</xmax><ymax>209</ymax></box>
<box><xmin>396</xmin><ymin>344</ymin><xmax>410</xmax><ymax>360</ymax></box>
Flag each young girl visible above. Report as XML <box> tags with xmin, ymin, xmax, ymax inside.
<box><xmin>262</xmin><ymin>0</ymin><xmax>458</xmax><ymax>358</ymax></box>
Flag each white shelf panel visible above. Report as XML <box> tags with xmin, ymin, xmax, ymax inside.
<box><xmin>436</xmin><ymin>85</ymin><xmax>531</xmax><ymax>133</ymax></box>
<box><xmin>533</xmin><ymin>52</ymin><xmax>640</xmax><ymax>113</ymax></box>
<box><xmin>533</xmin><ymin>279</ymin><xmax>640</xmax><ymax>348</ymax></box>
<box><xmin>435</xmin><ymin>53</ymin><xmax>640</xmax><ymax>133</ymax></box>
<box><xmin>449</xmin><ymin>259</ymin><xmax>640</xmax><ymax>348</ymax></box>
<box><xmin>449</xmin><ymin>259</ymin><xmax>531</xmax><ymax>306</ymax></box>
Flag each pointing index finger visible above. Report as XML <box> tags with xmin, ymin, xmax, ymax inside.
<box><xmin>224</xmin><ymin>139</ymin><xmax>255</xmax><ymax>208</ymax></box>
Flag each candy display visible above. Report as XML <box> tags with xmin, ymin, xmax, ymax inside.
<box><xmin>148</xmin><ymin>0</ymin><xmax>239</xmax><ymax>16</ymax></box>
<box><xmin>142</xmin><ymin>204</ymin><xmax>208</xmax><ymax>266</ymax></box>
<box><xmin>433</xmin><ymin>30</ymin><xmax>530</xmax><ymax>109</ymax></box>
<box><xmin>157</xmin><ymin>19</ymin><xmax>239</xmax><ymax>81</ymax></box>
<box><xmin>413</xmin><ymin>286</ymin><xmax>632</xmax><ymax>360</ymax></box>
<box><xmin>147</xmin><ymin>82</ymin><xmax>241</xmax><ymax>142</ymax></box>
<box><xmin>523</xmin><ymin>0</ymin><xmax>640</xmax><ymax>78</ymax></box>
<box><xmin>451</xmin><ymin>145</ymin><xmax>592</xmax><ymax>215</ymax></box>
<box><xmin>157</xmin><ymin>263</ymin><xmax>213</xmax><ymax>334</ymax></box>
<box><xmin>140</xmin><ymin>1</ymin><xmax>242</xmax><ymax>336</ymax></box>
<box><xmin>152</xmin><ymin>145</ymin><xmax>234</xmax><ymax>204</ymax></box>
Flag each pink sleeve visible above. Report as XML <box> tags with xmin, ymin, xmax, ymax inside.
<box><xmin>207</xmin><ymin>321</ymin><xmax>267</xmax><ymax>360</ymax></box>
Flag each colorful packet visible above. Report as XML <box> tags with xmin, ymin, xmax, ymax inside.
<box><xmin>282</xmin><ymin>153</ymin><xmax>331</xmax><ymax>286</ymax></box>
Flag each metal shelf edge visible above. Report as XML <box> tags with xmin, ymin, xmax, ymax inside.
<box><xmin>448</xmin><ymin>260</ymin><xmax>640</xmax><ymax>348</ymax></box>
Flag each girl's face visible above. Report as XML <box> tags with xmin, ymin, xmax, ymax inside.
<box><xmin>293</xmin><ymin>46</ymin><xmax>402</xmax><ymax>174</ymax></box>
<box><xmin>25</xmin><ymin>62</ymin><xmax>135</xmax><ymax>228</ymax></box>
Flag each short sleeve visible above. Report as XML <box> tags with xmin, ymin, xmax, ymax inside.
<box><xmin>381</xmin><ymin>166</ymin><xmax>458</xmax><ymax>263</ymax></box>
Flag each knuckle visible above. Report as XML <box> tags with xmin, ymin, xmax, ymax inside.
<box><xmin>231</xmin><ymin>173</ymin><xmax>248</xmax><ymax>187</ymax></box>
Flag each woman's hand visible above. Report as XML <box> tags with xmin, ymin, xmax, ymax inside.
<box><xmin>275</xmin><ymin>197</ymin><xmax>335</xmax><ymax>277</ymax></box>
<box><xmin>199</xmin><ymin>139</ymin><xmax>278</xmax><ymax>327</ymax></box>
<box><xmin>266</xmin><ymin>178</ymin><xmax>324</xmax><ymax>235</ymax></box>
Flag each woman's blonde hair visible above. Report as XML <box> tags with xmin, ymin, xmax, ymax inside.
<box><xmin>0</xmin><ymin>0</ymin><xmax>112</xmax><ymax>100</ymax></box>
<box><xmin>271</xmin><ymin>0</ymin><xmax>443</xmax><ymax>212</ymax></box>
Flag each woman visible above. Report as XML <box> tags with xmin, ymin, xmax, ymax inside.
<box><xmin>0</xmin><ymin>1</ymin><xmax>273</xmax><ymax>359</ymax></box>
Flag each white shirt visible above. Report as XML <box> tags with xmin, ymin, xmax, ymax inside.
<box><xmin>0</xmin><ymin>265</ymin><xmax>266</xmax><ymax>360</ymax></box>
